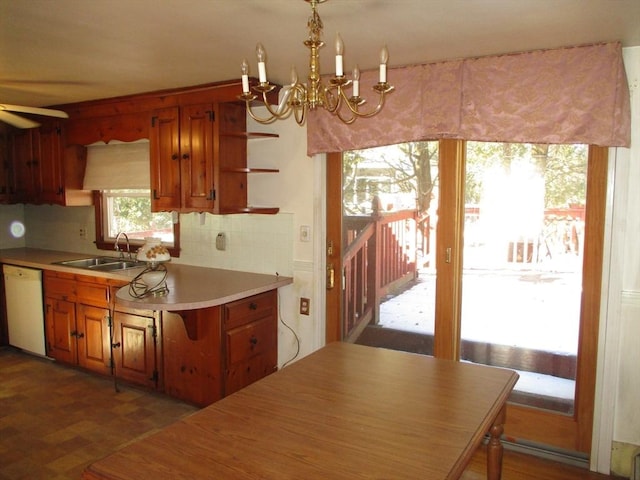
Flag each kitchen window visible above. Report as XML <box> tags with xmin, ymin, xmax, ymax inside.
<box><xmin>93</xmin><ymin>190</ymin><xmax>180</xmax><ymax>257</ymax></box>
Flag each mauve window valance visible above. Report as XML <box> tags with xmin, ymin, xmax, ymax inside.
<box><xmin>307</xmin><ymin>42</ymin><xmax>631</xmax><ymax>155</ymax></box>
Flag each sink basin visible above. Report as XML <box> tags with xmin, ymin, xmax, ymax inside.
<box><xmin>54</xmin><ymin>257</ymin><xmax>145</xmax><ymax>272</ymax></box>
<box><xmin>88</xmin><ymin>260</ymin><xmax>145</xmax><ymax>272</ymax></box>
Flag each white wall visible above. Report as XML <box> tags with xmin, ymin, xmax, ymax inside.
<box><xmin>597</xmin><ymin>46</ymin><xmax>640</xmax><ymax>477</ymax></box>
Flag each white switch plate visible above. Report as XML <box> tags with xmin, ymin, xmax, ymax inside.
<box><xmin>300</xmin><ymin>225</ymin><xmax>311</xmax><ymax>242</ymax></box>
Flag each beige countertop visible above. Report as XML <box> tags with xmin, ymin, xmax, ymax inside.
<box><xmin>1</xmin><ymin>248</ymin><xmax>292</xmax><ymax>311</ymax></box>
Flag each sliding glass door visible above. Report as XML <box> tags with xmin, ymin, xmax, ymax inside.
<box><xmin>326</xmin><ymin>142</ymin><xmax>607</xmax><ymax>454</ymax></box>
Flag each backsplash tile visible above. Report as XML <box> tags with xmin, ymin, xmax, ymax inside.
<box><xmin>13</xmin><ymin>204</ymin><xmax>293</xmax><ymax>277</ymax></box>
<box><xmin>178</xmin><ymin>212</ymin><xmax>293</xmax><ymax>276</ymax></box>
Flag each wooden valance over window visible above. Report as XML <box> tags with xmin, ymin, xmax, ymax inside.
<box><xmin>307</xmin><ymin>42</ymin><xmax>631</xmax><ymax>155</ymax></box>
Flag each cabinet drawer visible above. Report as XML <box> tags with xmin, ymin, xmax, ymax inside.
<box><xmin>225</xmin><ymin>316</ymin><xmax>275</xmax><ymax>365</ymax></box>
<box><xmin>224</xmin><ymin>290</ymin><xmax>276</xmax><ymax>330</ymax></box>
<box><xmin>77</xmin><ymin>281</ymin><xmax>109</xmax><ymax>307</ymax></box>
<box><xmin>44</xmin><ymin>276</ymin><xmax>76</xmax><ymax>301</ymax></box>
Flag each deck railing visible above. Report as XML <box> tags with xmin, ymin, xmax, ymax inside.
<box><xmin>342</xmin><ymin>209</ymin><xmax>420</xmax><ymax>341</ymax></box>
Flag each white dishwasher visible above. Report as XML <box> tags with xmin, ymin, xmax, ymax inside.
<box><xmin>3</xmin><ymin>264</ymin><xmax>46</xmax><ymax>356</ymax></box>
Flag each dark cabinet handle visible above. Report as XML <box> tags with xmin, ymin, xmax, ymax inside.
<box><xmin>182</xmin><ymin>153</ymin><xmax>189</xmax><ymax>160</ymax></box>
<box><xmin>76</xmin><ymin>332</ymin><xmax>85</xmax><ymax>339</ymax></box>
<box><xmin>249</xmin><ymin>302</ymin><xmax>258</xmax><ymax>310</ymax></box>
<box><xmin>70</xmin><ymin>330</ymin><xmax>77</xmax><ymax>337</ymax></box>
<box><xmin>171</xmin><ymin>153</ymin><xmax>179</xmax><ymax>160</ymax></box>
<box><xmin>250</xmin><ymin>336</ymin><xmax>258</xmax><ymax>345</ymax></box>
<box><xmin>112</xmin><ymin>342</ymin><xmax>121</xmax><ymax>349</ymax></box>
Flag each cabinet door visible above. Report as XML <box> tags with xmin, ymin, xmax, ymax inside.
<box><xmin>112</xmin><ymin>311</ymin><xmax>158</xmax><ymax>389</ymax></box>
<box><xmin>180</xmin><ymin>103</ymin><xmax>215</xmax><ymax>211</ymax></box>
<box><xmin>38</xmin><ymin>121</ymin><xmax>64</xmax><ymax>204</ymax></box>
<box><xmin>45</xmin><ymin>297</ymin><xmax>77</xmax><ymax>364</ymax></box>
<box><xmin>0</xmin><ymin>129</ymin><xmax>10</xmax><ymax>201</ymax></box>
<box><xmin>224</xmin><ymin>315</ymin><xmax>277</xmax><ymax>395</ymax></box>
<box><xmin>76</xmin><ymin>304</ymin><xmax>110</xmax><ymax>374</ymax></box>
<box><xmin>9</xmin><ymin>128</ymin><xmax>39</xmax><ymax>201</ymax></box>
<box><xmin>149</xmin><ymin>107</ymin><xmax>181</xmax><ymax>211</ymax></box>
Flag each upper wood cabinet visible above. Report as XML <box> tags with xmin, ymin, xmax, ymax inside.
<box><xmin>149</xmin><ymin>104</ymin><xmax>216</xmax><ymax>212</ymax></box>
<box><xmin>150</xmin><ymin>101</ymin><xmax>277</xmax><ymax>214</ymax></box>
<box><xmin>8</xmin><ymin>127</ymin><xmax>39</xmax><ymax>201</ymax></box>
<box><xmin>4</xmin><ymin>120</ymin><xmax>91</xmax><ymax>206</ymax></box>
<box><xmin>38</xmin><ymin>120</ymin><xmax>65</xmax><ymax>204</ymax></box>
<box><xmin>39</xmin><ymin>80</ymin><xmax>279</xmax><ymax>213</ymax></box>
<box><xmin>149</xmin><ymin>107</ymin><xmax>182</xmax><ymax>211</ymax></box>
<box><xmin>0</xmin><ymin>129</ymin><xmax>9</xmax><ymax>202</ymax></box>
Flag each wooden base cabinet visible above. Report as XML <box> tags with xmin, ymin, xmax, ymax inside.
<box><xmin>76</xmin><ymin>304</ymin><xmax>111</xmax><ymax>372</ymax></box>
<box><xmin>223</xmin><ymin>290</ymin><xmax>278</xmax><ymax>396</ymax></box>
<box><xmin>45</xmin><ymin>296</ymin><xmax>77</xmax><ymax>365</ymax></box>
<box><xmin>112</xmin><ymin>309</ymin><xmax>159</xmax><ymax>390</ymax></box>
<box><xmin>159</xmin><ymin>290</ymin><xmax>279</xmax><ymax>407</ymax></box>
<box><xmin>44</xmin><ymin>271</ymin><xmax>111</xmax><ymax>375</ymax></box>
<box><xmin>161</xmin><ymin>308</ymin><xmax>223</xmax><ymax>407</ymax></box>
<box><xmin>44</xmin><ymin>269</ymin><xmax>279</xmax><ymax>407</ymax></box>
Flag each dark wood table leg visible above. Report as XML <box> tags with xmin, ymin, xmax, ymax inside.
<box><xmin>487</xmin><ymin>404</ymin><xmax>507</xmax><ymax>480</ymax></box>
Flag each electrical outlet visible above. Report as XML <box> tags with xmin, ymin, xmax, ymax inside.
<box><xmin>299</xmin><ymin>297</ymin><xmax>310</xmax><ymax>315</ymax></box>
<box><xmin>216</xmin><ymin>232</ymin><xmax>226</xmax><ymax>251</ymax></box>
<box><xmin>79</xmin><ymin>226</ymin><xmax>87</xmax><ymax>239</ymax></box>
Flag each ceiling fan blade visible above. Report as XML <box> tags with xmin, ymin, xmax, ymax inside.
<box><xmin>0</xmin><ymin>104</ymin><xmax>69</xmax><ymax>119</ymax></box>
<box><xmin>0</xmin><ymin>110</ymin><xmax>41</xmax><ymax>128</ymax></box>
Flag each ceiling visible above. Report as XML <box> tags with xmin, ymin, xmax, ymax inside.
<box><xmin>1</xmin><ymin>0</ymin><xmax>639</xmax><ymax>108</ymax></box>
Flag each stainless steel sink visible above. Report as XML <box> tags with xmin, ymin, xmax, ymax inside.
<box><xmin>89</xmin><ymin>260</ymin><xmax>145</xmax><ymax>272</ymax></box>
<box><xmin>53</xmin><ymin>257</ymin><xmax>146</xmax><ymax>272</ymax></box>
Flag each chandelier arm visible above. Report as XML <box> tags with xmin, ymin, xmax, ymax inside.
<box><xmin>342</xmin><ymin>88</ymin><xmax>392</xmax><ymax>119</ymax></box>
<box><xmin>322</xmin><ymin>84</ymin><xmax>342</xmax><ymax>114</ymax></box>
<box><xmin>261</xmin><ymin>89</ymin><xmax>293</xmax><ymax>119</ymax></box>
<box><xmin>335</xmin><ymin>109</ymin><xmax>358</xmax><ymax>125</ymax></box>
<box><xmin>245</xmin><ymin>103</ymin><xmax>281</xmax><ymax>124</ymax></box>
<box><xmin>294</xmin><ymin>105</ymin><xmax>306</xmax><ymax>125</ymax></box>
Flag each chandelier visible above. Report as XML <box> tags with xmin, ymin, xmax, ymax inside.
<box><xmin>238</xmin><ymin>0</ymin><xmax>394</xmax><ymax>125</ymax></box>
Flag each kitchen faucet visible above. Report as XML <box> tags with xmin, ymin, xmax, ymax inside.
<box><xmin>114</xmin><ymin>232</ymin><xmax>131</xmax><ymax>259</ymax></box>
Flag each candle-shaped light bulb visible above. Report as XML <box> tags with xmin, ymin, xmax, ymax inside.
<box><xmin>256</xmin><ymin>43</ymin><xmax>266</xmax><ymax>62</ymax></box>
<box><xmin>335</xmin><ymin>33</ymin><xmax>344</xmax><ymax>77</ymax></box>
<box><xmin>379</xmin><ymin>45</ymin><xmax>389</xmax><ymax>83</ymax></box>
<box><xmin>241</xmin><ymin>59</ymin><xmax>250</xmax><ymax>93</ymax></box>
<box><xmin>256</xmin><ymin>43</ymin><xmax>267</xmax><ymax>83</ymax></box>
<box><xmin>352</xmin><ymin>65</ymin><xmax>360</xmax><ymax>97</ymax></box>
<box><xmin>290</xmin><ymin>65</ymin><xmax>299</xmax><ymax>86</ymax></box>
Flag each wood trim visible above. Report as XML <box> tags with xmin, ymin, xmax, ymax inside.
<box><xmin>575</xmin><ymin>146</ymin><xmax>608</xmax><ymax>452</ymax></box>
<box><xmin>433</xmin><ymin>139</ymin><xmax>466</xmax><ymax>360</ymax></box>
<box><xmin>505</xmin><ymin>403</ymin><xmax>578</xmax><ymax>450</ymax></box>
<box><xmin>325</xmin><ymin>152</ymin><xmax>343</xmax><ymax>343</ymax></box>
<box><xmin>92</xmin><ymin>191</ymin><xmax>181</xmax><ymax>258</ymax></box>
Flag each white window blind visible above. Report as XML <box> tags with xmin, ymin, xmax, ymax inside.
<box><xmin>83</xmin><ymin>140</ymin><xmax>150</xmax><ymax>190</ymax></box>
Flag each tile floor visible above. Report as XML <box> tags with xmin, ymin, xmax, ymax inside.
<box><xmin>0</xmin><ymin>347</ymin><xmax>198</xmax><ymax>480</ymax></box>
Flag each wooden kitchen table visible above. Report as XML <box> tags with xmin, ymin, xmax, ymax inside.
<box><xmin>82</xmin><ymin>342</ymin><xmax>518</xmax><ymax>480</ymax></box>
